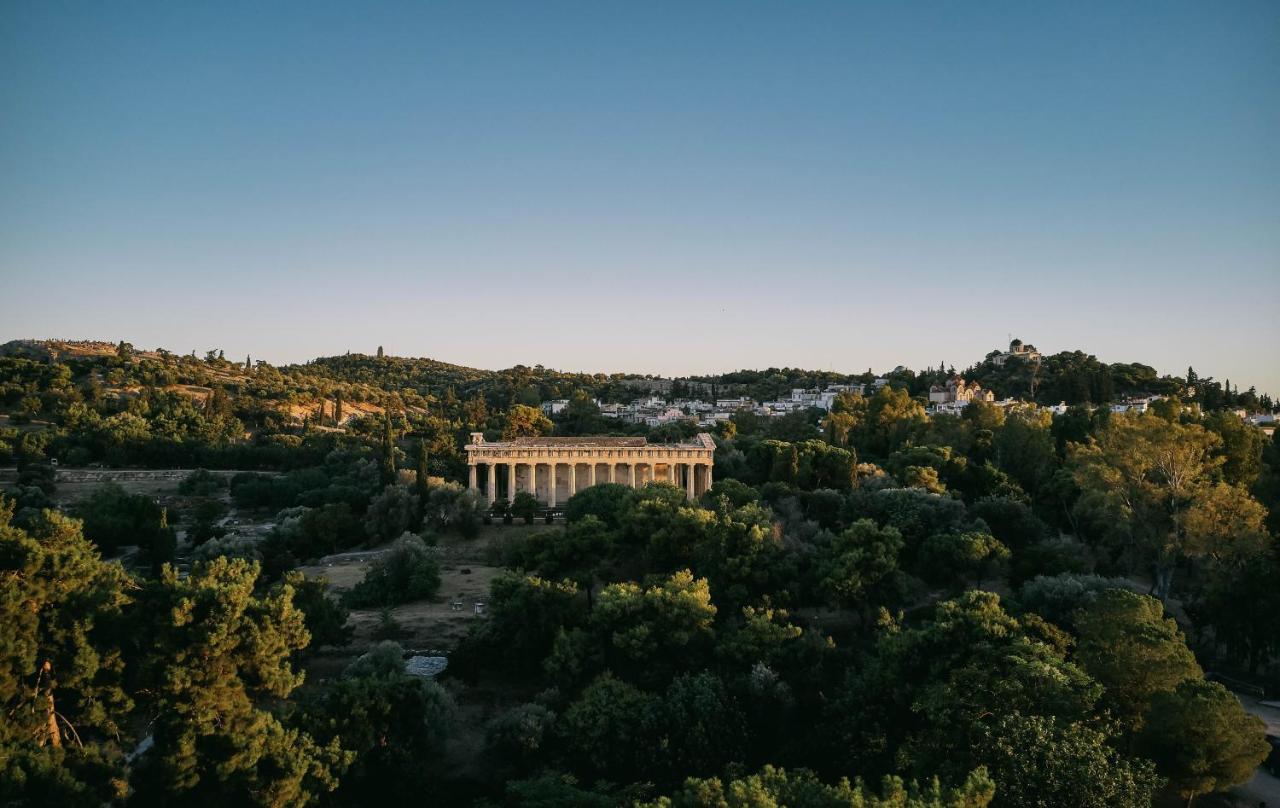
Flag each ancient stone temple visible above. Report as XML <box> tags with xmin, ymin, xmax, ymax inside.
<box><xmin>464</xmin><ymin>433</ymin><xmax>716</xmax><ymax>506</ymax></box>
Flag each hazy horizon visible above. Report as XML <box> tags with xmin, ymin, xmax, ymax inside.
<box><xmin>4</xmin><ymin>2</ymin><xmax>1278</xmax><ymax>393</ymax></box>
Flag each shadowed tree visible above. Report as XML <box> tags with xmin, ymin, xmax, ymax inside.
<box><xmin>1073</xmin><ymin>589</ymin><xmax>1201</xmax><ymax>735</ymax></box>
<box><xmin>0</xmin><ymin>502</ymin><xmax>133</xmax><ymax>803</ymax></box>
<box><xmin>1139</xmin><ymin>679</ymin><xmax>1269</xmax><ymax>806</ymax></box>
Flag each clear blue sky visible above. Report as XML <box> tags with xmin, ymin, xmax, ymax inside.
<box><xmin>3</xmin><ymin>2</ymin><xmax>1278</xmax><ymax>393</ymax></box>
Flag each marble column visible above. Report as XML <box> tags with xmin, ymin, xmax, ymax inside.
<box><xmin>686</xmin><ymin>463</ymin><xmax>695</xmax><ymax>499</ymax></box>
<box><xmin>527</xmin><ymin>463</ymin><xmax>537</xmax><ymax>498</ymax></box>
<box><xmin>569</xmin><ymin>464</ymin><xmax>577</xmax><ymax>498</ymax></box>
<box><xmin>607</xmin><ymin>463</ymin><xmax>615</xmax><ymax>483</ymax></box>
<box><xmin>507</xmin><ymin>462</ymin><xmax>515</xmax><ymax>504</ymax></box>
<box><xmin>589</xmin><ymin>463</ymin><xmax>596</xmax><ymax>486</ymax></box>
<box><xmin>549</xmin><ymin>463</ymin><xmax>558</xmax><ymax>507</ymax></box>
<box><xmin>468</xmin><ymin>464</ymin><xmax>477</xmax><ymax>491</ymax></box>
<box><xmin>628</xmin><ymin>463</ymin><xmax>636</xmax><ymax>488</ymax></box>
<box><xmin>487</xmin><ymin>463</ymin><xmax>496</xmax><ymax>504</ymax></box>
<box><xmin>667</xmin><ymin>463</ymin><xmax>675</xmax><ymax>484</ymax></box>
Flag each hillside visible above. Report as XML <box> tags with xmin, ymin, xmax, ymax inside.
<box><xmin>3</xmin><ymin>336</ymin><xmax>1279</xmax><ymax>806</ymax></box>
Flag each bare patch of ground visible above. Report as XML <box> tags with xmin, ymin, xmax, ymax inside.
<box><xmin>299</xmin><ymin>522</ymin><xmax>551</xmax><ymax>651</ymax></box>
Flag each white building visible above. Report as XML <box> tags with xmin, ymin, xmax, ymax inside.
<box><xmin>992</xmin><ymin>339</ymin><xmax>1042</xmax><ymax>367</ymax></box>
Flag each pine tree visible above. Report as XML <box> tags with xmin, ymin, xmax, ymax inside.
<box><xmin>0</xmin><ymin>502</ymin><xmax>133</xmax><ymax>799</ymax></box>
<box><xmin>129</xmin><ymin>557</ymin><xmax>349</xmax><ymax>804</ymax></box>
<box><xmin>1139</xmin><ymin>679</ymin><xmax>1269</xmax><ymax>804</ymax></box>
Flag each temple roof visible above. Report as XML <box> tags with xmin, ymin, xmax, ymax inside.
<box><xmin>505</xmin><ymin>436</ymin><xmax>648</xmax><ymax>447</ymax></box>
<box><xmin>467</xmin><ymin>432</ymin><xmax>717</xmax><ymax>450</ymax></box>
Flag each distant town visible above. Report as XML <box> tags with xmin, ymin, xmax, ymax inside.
<box><xmin>538</xmin><ymin>339</ymin><xmax>1277</xmax><ymax>434</ymax></box>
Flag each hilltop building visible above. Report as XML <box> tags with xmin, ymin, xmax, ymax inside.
<box><xmin>992</xmin><ymin>339</ymin><xmax>1042</xmax><ymax>366</ymax></box>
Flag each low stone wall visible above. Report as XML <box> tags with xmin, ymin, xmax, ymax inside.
<box><xmin>0</xmin><ymin>467</ymin><xmax>279</xmax><ymax>485</ymax></box>
<box><xmin>54</xmin><ymin>468</ymin><xmax>224</xmax><ymax>484</ymax></box>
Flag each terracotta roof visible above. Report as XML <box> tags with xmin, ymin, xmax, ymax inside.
<box><xmin>506</xmin><ymin>436</ymin><xmax>648</xmax><ymax>447</ymax></box>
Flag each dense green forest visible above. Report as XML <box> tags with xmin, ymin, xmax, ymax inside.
<box><xmin>2</xmin><ymin>339</ymin><xmax>1278</xmax><ymax>807</ymax></box>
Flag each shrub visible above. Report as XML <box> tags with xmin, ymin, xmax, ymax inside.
<box><xmin>1017</xmin><ymin>573</ymin><xmax>1130</xmax><ymax>627</ymax></box>
<box><xmin>345</xmin><ymin>534</ymin><xmax>442</xmax><ymax>608</ymax></box>
<box><xmin>185</xmin><ymin>497</ymin><xmax>228</xmax><ymax>545</ymax></box>
<box><xmin>272</xmin><ymin>502</ymin><xmax>365</xmax><ymax>560</ymax></box>
<box><xmin>371</xmin><ymin>608</ymin><xmax>406</xmax><ymax>641</ymax></box>
<box><xmin>190</xmin><ymin>534</ymin><xmax>262</xmax><ymax>564</ymax></box>
<box><xmin>344</xmin><ymin>640</ymin><xmax>407</xmax><ymax>679</ymax></box>
<box><xmin>365</xmin><ymin>484</ymin><xmax>419</xmax><ymax>543</ymax></box>
<box><xmin>177</xmin><ymin>468</ymin><xmax>226</xmax><ymax>497</ymax></box>
<box><xmin>423</xmin><ymin>481</ymin><xmax>485</xmax><ymax>537</ymax></box>
<box><xmin>284</xmin><ymin>571</ymin><xmax>352</xmax><ymax>648</ymax></box>
<box><xmin>484</xmin><ymin>703</ymin><xmax>558</xmax><ymax>771</ymax></box>
<box><xmin>74</xmin><ymin>482</ymin><xmax>168</xmax><ymax>557</ymax></box>
<box><xmin>511</xmin><ymin>491</ymin><xmax>539</xmax><ymax>524</ymax></box>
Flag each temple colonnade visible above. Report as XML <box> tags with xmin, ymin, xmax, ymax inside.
<box><xmin>463</xmin><ymin>433</ymin><xmax>716</xmax><ymax>506</ymax></box>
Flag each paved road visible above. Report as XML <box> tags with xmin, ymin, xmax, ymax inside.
<box><xmin>1232</xmin><ymin>694</ymin><xmax>1280</xmax><ymax>806</ymax></box>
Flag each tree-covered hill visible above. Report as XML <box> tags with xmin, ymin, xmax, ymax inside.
<box><xmin>0</xmin><ymin>337</ymin><xmax>1272</xmax><ymax>477</ymax></box>
<box><xmin>2</xmin><ymin>336</ymin><xmax>1279</xmax><ymax>806</ymax></box>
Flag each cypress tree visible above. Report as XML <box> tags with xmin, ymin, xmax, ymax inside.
<box><xmin>377</xmin><ymin>345</ymin><xmax>384</xmax><ymax>359</ymax></box>
<box><xmin>381</xmin><ymin>411</ymin><xmax>397</xmax><ymax>484</ymax></box>
<box><xmin>334</xmin><ymin>391</ymin><xmax>344</xmax><ymax>425</ymax></box>
<box><xmin>416</xmin><ymin>438</ymin><xmax>430</xmax><ymax>502</ymax></box>
<box><xmin>245</xmin><ymin>354</ymin><xmax>251</xmax><ymax>370</ymax></box>
<box><xmin>149</xmin><ymin>507</ymin><xmax>176</xmax><ymax>577</ymax></box>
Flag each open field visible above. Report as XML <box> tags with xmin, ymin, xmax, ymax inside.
<box><xmin>298</xmin><ymin>523</ymin><xmax>548</xmax><ymax>651</ymax></box>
